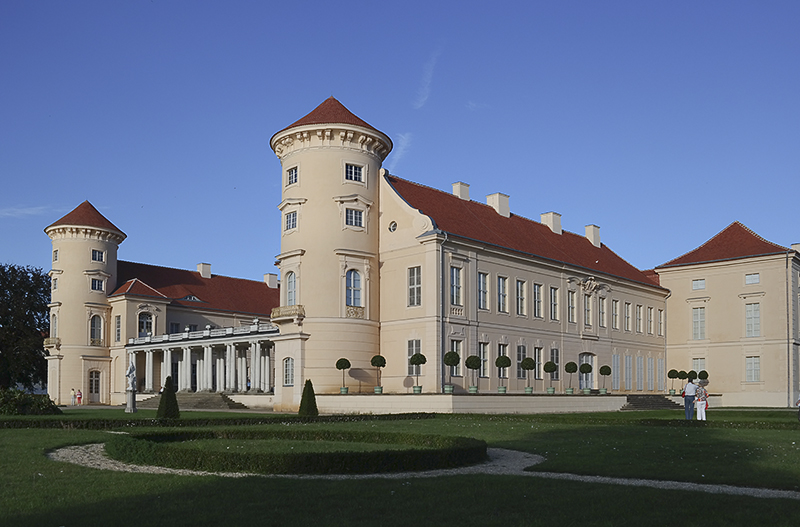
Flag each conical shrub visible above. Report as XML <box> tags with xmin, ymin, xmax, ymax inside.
<box><xmin>156</xmin><ymin>376</ymin><xmax>180</xmax><ymax>419</ymax></box>
<box><xmin>298</xmin><ymin>379</ymin><xmax>318</xmax><ymax>417</ymax></box>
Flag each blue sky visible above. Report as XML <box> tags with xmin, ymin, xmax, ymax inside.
<box><xmin>2</xmin><ymin>1</ymin><xmax>798</xmax><ymax>281</ymax></box>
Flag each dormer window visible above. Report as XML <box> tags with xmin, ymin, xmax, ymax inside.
<box><xmin>181</xmin><ymin>294</ymin><xmax>200</xmax><ymax>302</ymax></box>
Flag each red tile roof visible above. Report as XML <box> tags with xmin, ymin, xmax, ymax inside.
<box><xmin>386</xmin><ymin>176</ymin><xmax>662</xmax><ymax>288</ymax></box>
<box><xmin>111</xmin><ymin>261</ymin><xmax>279</xmax><ymax>317</ymax></box>
<box><xmin>657</xmin><ymin>221</ymin><xmax>787</xmax><ymax>268</ymax></box>
<box><xmin>273</xmin><ymin>97</ymin><xmax>382</xmax><ymax>138</ymax></box>
<box><xmin>46</xmin><ymin>201</ymin><xmax>125</xmax><ymax>236</ymax></box>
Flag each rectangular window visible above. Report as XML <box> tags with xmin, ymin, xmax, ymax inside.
<box><xmin>408</xmin><ymin>267</ymin><xmax>421</xmax><ymax>307</ymax></box>
<box><xmin>115</xmin><ymin>315</ymin><xmax>121</xmax><ymax>342</ymax></box>
<box><xmin>92</xmin><ymin>249</ymin><xmax>104</xmax><ymax>262</ymax></box>
<box><xmin>599</xmin><ymin>297</ymin><xmax>606</xmax><ymax>327</ymax></box>
<box><xmin>498</xmin><ymin>344</ymin><xmax>508</xmax><ymax>378</ymax></box>
<box><xmin>450</xmin><ymin>267</ymin><xmax>462</xmax><ymax>306</ymax></box>
<box><xmin>647</xmin><ymin>357</ymin><xmax>654</xmax><ymax>391</ymax></box>
<box><xmin>516</xmin><ymin>280</ymin><xmax>526</xmax><ymax>316</ymax></box>
<box><xmin>658</xmin><ymin>309</ymin><xmax>664</xmax><ymax>336</ymax></box>
<box><xmin>188</xmin><ymin>324</ymin><xmax>198</xmax><ymax>332</ymax></box>
<box><xmin>169</xmin><ymin>322</ymin><xmax>181</xmax><ymax>334</ymax></box>
<box><xmin>568</xmin><ymin>291</ymin><xmax>576</xmax><ymax>323</ymax></box>
<box><xmin>647</xmin><ymin>307</ymin><xmax>654</xmax><ymax>335</ymax></box>
<box><xmin>612</xmin><ymin>300</ymin><xmax>620</xmax><ymax>330</ymax></box>
<box><xmin>52</xmin><ymin>250</ymin><xmax>58</xmax><ymax>262</ymax></box>
<box><xmin>91</xmin><ymin>278</ymin><xmax>104</xmax><ymax>292</ymax></box>
<box><xmin>283</xmin><ymin>358</ymin><xmax>294</xmax><ymax>386</ymax></box>
<box><xmin>533</xmin><ymin>347</ymin><xmax>543</xmax><ymax>380</ymax></box>
<box><xmin>658</xmin><ymin>358</ymin><xmax>665</xmax><ymax>391</ymax></box>
<box><xmin>549</xmin><ymin>348</ymin><xmax>560</xmax><ymax>381</ymax></box>
<box><xmin>624</xmin><ymin>302</ymin><xmax>632</xmax><ymax>331</ymax></box>
<box><xmin>408</xmin><ymin>339</ymin><xmax>421</xmax><ymax>375</ymax></box>
<box><xmin>284</xmin><ymin>211</ymin><xmax>297</xmax><ymax>231</ymax></box>
<box><xmin>584</xmin><ymin>294</ymin><xmax>592</xmax><ymax>327</ymax></box>
<box><xmin>345</xmin><ymin>163</ymin><xmax>363</xmax><ymax>182</ymax></box>
<box><xmin>533</xmin><ymin>284</ymin><xmax>542</xmax><ymax>318</ymax></box>
<box><xmin>497</xmin><ymin>276</ymin><xmax>508</xmax><ymax>313</ymax></box>
<box><xmin>516</xmin><ymin>345</ymin><xmax>527</xmax><ymax>379</ymax></box>
<box><xmin>478</xmin><ymin>342</ymin><xmax>489</xmax><ymax>377</ymax></box>
<box><xmin>692</xmin><ymin>307</ymin><xmax>706</xmax><ymax>340</ymax></box>
<box><xmin>612</xmin><ymin>354</ymin><xmax>620</xmax><ymax>390</ymax></box>
<box><xmin>636</xmin><ymin>305</ymin><xmax>643</xmax><ymax>333</ymax></box>
<box><xmin>550</xmin><ymin>287</ymin><xmax>559</xmax><ymax>320</ymax></box>
<box><xmin>345</xmin><ymin>208</ymin><xmax>363</xmax><ymax>227</ymax></box>
<box><xmin>287</xmin><ymin>166</ymin><xmax>298</xmax><ymax>186</ymax></box>
<box><xmin>624</xmin><ymin>355</ymin><xmax>632</xmax><ymax>390</ymax></box>
<box><xmin>692</xmin><ymin>357</ymin><xmax>706</xmax><ymax>372</ymax></box>
<box><xmin>52</xmin><ymin>278</ymin><xmax>58</xmax><ymax>290</ymax></box>
<box><xmin>449</xmin><ymin>340</ymin><xmax>462</xmax><ymax>377</ymax></box>
<box><xmin>637</xmin><ymin>356</ymin><xmax>644</xmax><ymax>391</ymax></box>
<box><xmin>477</xmin><ymin>272</ymin><xmax>488</xmax><ymax>310</ymax></box>
<box><xmin>745</xmin><ymin>273</ymin><xmax>760</xmax><ymax>285</ymax></box>
<box><xmin>746</xmin><ymin>356</ymin><xmax>760</xmax><ymax>382</ymax></box>
<box><xmin>746</xmin><ymin>303</ymin><xmax>761</xmax><ymax>337</ymax></box>
<box><xmin>692</xmin><ymin>279</ymin><xmax>706</xmax><ymax>290</ymax></box>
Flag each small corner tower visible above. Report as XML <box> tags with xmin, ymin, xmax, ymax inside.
<box><xmin>269</xmin><ymin>97</ymin><xmax>392</xmax><ymax>410</ymax></box>
<box><xmin>44</xmin><ymin>201</ymin><xmax>126</xmax><ymax>405</ymax></box>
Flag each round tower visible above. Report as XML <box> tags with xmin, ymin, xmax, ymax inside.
<box><xmin>269</xmin><ymin>97</ymin><xmax>392</xmax><ymax>409</ymax></box>
<box><xmin>44</xmin><ymin>201</ymin><xmax>126</xmax><ymax>405</ymax></box>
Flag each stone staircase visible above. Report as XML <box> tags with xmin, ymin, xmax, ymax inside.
<box><xmin>620</xmin><ymin>394</ymin><xmax>682</xmax><ymax>411</ymax></box>
<box><xmin>137</xmin><ymin>392</ymin><xmax>250</xmax><ymax>411</ymax></box>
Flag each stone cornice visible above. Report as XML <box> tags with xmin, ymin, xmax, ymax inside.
<box><xmin>270</xmin><ymin>123</ymin><xmax>392</xmax><ymax>162</ymax></box>
<box><xmin>45</xmin><ymin>225</ymin><xmax>126</xmax><ymax>244</ymax></box>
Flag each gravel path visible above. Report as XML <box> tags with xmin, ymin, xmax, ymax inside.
<box><xmin>47</xmin><ymin>443</ymin><xmax>800</xmax><ymax>499</ymax></box>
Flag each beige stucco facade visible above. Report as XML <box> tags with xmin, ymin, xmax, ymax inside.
<box><xmin>656</xmin><ymin>250</ymin><xmax>800</xmax><ymax>407</ymax></box>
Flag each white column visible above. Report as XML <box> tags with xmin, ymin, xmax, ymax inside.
<box><xmin>162</xmin><ymin>348</ymin><xmax>172</xmax><ymax>386</ymax></box>
<box><xmin>145</xmin><ymin>350</ymin><xmax>154</xmax><ymax>392</ymax></box>
<box><xmin>204</xmin><ymin>345</ymin><xmax>212</xmax><ymax>392</ymax></box>
<box><xmin>226</xmin><ymin>344</ymin><xmax>235</xmax><ymax>392</ymax></box>
<box><xmin>181</xmin><ymin>347</ymin><xmax>191</xmax><ymax>391</ymax></box>
<box><xmin>239</xmin><ymin>350</ymin><xmax>246</xmax><ymax>392</ymax></box>
<box><xmin>251</xmin><ymin>341</ymin><xmax>261</xmax><ymax>393</ymax></box>
<box><xmin>216</xmin><ymin>353</ymin><xmax>224</xmax><ymax>392</ymax></box>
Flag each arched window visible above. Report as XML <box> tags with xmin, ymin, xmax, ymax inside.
<box><xmin>346</xmin><ymin>270</ymin><xmax>361</xmax><ymax>307</ymax></box>
<box><xmin>90</xmin><ymin>315</ymin><xmax>102</xmax><ymax>346</ymax></box>
<box><xmin>138</xmin><ymin>312</ymin><xmax>153</xmax><ymax>337</ymax></box>
<box><xmin>51</xmin><ymin>314</ymin><xmax>57</xmax><ymax>338</ymax></box>
<box><xmin>286</xmin><ymin>272</ymin><xmax>296</xmax><ymax>306</ymax></box>
<box><xmin>283</xmin><ymin>357</ymin><xmax>294</xmax><ymax>386</ymax></box>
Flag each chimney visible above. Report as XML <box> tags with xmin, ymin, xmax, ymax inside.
<box><xmin>452</xmin><ymin>182</ymin><xmax>470</xmax><ymax>200</ymax></box>
<box><xmin>585</xmin><ymin>224</ymin><xmax>601</xmax><ymax>247</ymax></box>
<box><xmin>486</xmin><ymin>193</ymin><xmax>510</xmax><ymax>218</ymax></box>
<box><xmin>541</xmin><ymin>212</ymin><xmax>562</xmax><ymax>235</ymax></box>
<box><xmin>197</xmin><ymin>263</ymin><xmax>211</xmax><ymax>279</ymax></box>
<box><xmin>264</xmin><ymin>273</ymin><xmax>278</xmax><ymax>288</ymax></box>
<box><xmin>792</xmin><ymin>243</ymin><xmax>800</xmax><ymax>253</ymax></box>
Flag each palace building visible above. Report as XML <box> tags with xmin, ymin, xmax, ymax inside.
<box><xmin>44</xmin><ymin>97</ymin><xmax>798</xmax><ymax>409</ymax></box>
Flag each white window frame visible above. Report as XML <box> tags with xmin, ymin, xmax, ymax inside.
<box><xmin>612</xmin><ymin>353</ymin><xmax>620</xmax><ymax>390</ymax></box>
<box><xmin>516</xmin><ymin>345</ymin><xmax>527</xmax><ymax>379</ymax></box>
<box><xmin>612</xmin><ymin>300</ymin><xmax>619</xmax><ymax>330</ymax></box>
<box><xmin>52</xmin><ymin>249</ymin><xmax>58</xmax><ymax>262</ymax></box>
<box><xmin>624</xmin><ymin>302</ymin><xmax>631</xmax><ymax>332</ymax></box>
<box><xmin>283</xmin><ymin>357</ymin><xmax>294</xmax><ymax>386</ymax></box>
<box><xmin>345</xmin><ymin>208</ymin><xmax>363</xmax><ymax>227</ymax></box>
<box><xmin>516</xmin><ymin>280</ymin><xmax>526</xmax><ymax>316</ymax></box>
<box><xmin>745</xmin><ymin>356</ymin><xmax>760</xmax><ymax>382</ymax></box>
<box><xmin>478</xmin><ymin>342</ymin><xmax>489</xmax><ymax>377</ymax></box>
<box><xmin>745</xmin><ymin>273</ymin><xmax>760</xmax><ymax>285</ymax></box>
<box><xmin>346</xmin><ymin>269</ymin><xmax>361</xmax><ymax>307</ymax></box>
<box><xmin>450</xmin><ymin>267</ymin><xmax>462</xmax><ymax>306</ymax></box>
<box><xmin>91</xmin><ymin>249</ymin><xmax>104</xmax><ymax>263</ymax></box>
<box><xmin>550</xmin><ymin>287</ymin><xmax>559</xmax><ymax>320</ymax></box>
<box><xmin>534</xmin><ymin>347</ymin><xmax>543</xmax><ymax>380</ymax></box>
<box><xmin>498</xmin><ymin>343</ymin><xmax>508</xmax><ymax>379</ymax></box>
<box><xmin>658</xmin><ymin>309</ymin><xmax>664</xmax><ymax>336</ymax></box>
<box><xmin>477</xmin><ymin>272</ymin><xmax>488</xmax><ymax>310</ymax></box>
<box><xmin>692</xmin><ymin>357</ymin><xmax>706</xmax><ymax>372</ymax></box>
<box><xmin>746</xmin><ymin>303</ymin><xmax>760</xmax><ymax>337</ymax></box>
<box><xmin>497</xmin><ymin>276</ymin><xmax>508</xmax><ymax>313</ymax></box>
<box><xmin>286</xmin><ymin>271</ymin><xmax>297</xmax><ymax>306</ymax></box>
<box><xmin>345</xmin><ymin>163</ymin><xmax>364</xmax><ymax>182</ymax></box>
<box><xmin>692</xmin><ymin>279</ymin><xmax>706</xmax><ymax>290</ymax></box>
<box><xmin>549</xmin><ymin>348</ymin><xmax>560</xmax><ymax>381</ymax></box>
<box><xmin>647</xmin><ymin>307</ymin><xmax>654</xmax><ymax>335</ymax></box>
<box><xmin>284</xmin><ymin>211</ymin><xmax>297</xmax><ymax>231</ymax></box>
<box><xmin>692</xmin><ymin>307</ymin><xmax>706</xmax><ymax>340</ymax></box>
<box><xmin>567</xmin><ymin>290</ymin><xmax>576</xmax><ymax>323</ymax></box>
<box><xmin>624</xmin><ymin>355</ymin><xmax>632</xmax><ymax>390</ymax></box>
<box><xmin>533</xmin><ymin>283</ymin><xmax>542</xmax><ymax>318</ymax></box>
<box><xmin>286</xmin><ymin>166</ymin><xmax>298</xmax><ymax>186</ymax></box>
<box><xmin>115</xmin><ymin>315</ymin><xmax>121</xmax><ymax>342</ymax></box>
<box><xmin>408</xmin><ymin>339</ymin><xmax>421</xmax><ymax>375</ymax></box>
<box><xmin>408</xmin><ymin>267</ymin><xmax>421</xmax><ymax>307</ymax></box>
<box><xmin>599</xmin><ymin>297</ymin><xmax>606</xmax><ymax>327</ymax></box>
<box><xmin>450</xmin><ymin>340</ymin><xmax>462</xmax><ymax>377</ymax></box>
<box><xmin>584</xmin><ymin>294</ymin><xmax>592</xmax><ymax>327</ymax></box>
<box><xmin>635</xmin><ymin>304</ymin><xmax>643</xmax><ymax>333</ymax></box>
<box><xmin>91</xmin><ymin>278</ymin><xmax>104</xmax><ymax>292</ymax></box>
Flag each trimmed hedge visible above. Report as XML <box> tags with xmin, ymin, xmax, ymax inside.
<box><xmin>0</xmin><ymin>388</ymin><xmax>62</xmax><ymax>415</ymax></box>
<box><xmin>0</xmin><ymin>412</ymin><xmax>436</xmax><ymax>430</ymax></box>
<box><xmin>105</xmin><ymin>428</ymin><xmax>487</xmax><ymax>474</ymax></box>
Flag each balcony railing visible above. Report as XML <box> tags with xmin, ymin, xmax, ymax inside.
<box><xmin>90</xmin><ymin>338</ymin><xmax>105</xmax><ymax>347</ymax></box>
<box><xmin>346</xmin><ymin>306</ymin><xmax>365</xmax><ymax>319</ymax></box>
<box><xmin>270</xmin><ymin>305</ymin><xmax>305</xmax><ymax>323</ymax></box>
<box><xmin>43</xmin><ymin>337</ymin><xmax>60</xmax><ymax>348</ymax></box>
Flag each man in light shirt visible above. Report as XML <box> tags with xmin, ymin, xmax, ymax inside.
<box><xmin>683</xmin><ymin>379</ymin><xmax>698</xmax><ymax>420</ymax></box>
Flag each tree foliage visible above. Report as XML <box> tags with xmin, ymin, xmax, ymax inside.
<box><xmin>156</xmin><ymin>376</ymin><xmax>180</xmax><ymax>419</ymax></box>
<box><xmin>298</xmin><ymin>379</ymin><xmax>319</xmax><ymax>417</ymax></box>
<box><xmin>0</xmin><ymin>264</ymin><xmax>50</xmax><ymax>390</ymax></box>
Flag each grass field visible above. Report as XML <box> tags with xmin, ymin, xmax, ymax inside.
<box><xmin>2</xmin><ymin>408</ymin><xmax>800</xmax><ymax>526</ymax></box>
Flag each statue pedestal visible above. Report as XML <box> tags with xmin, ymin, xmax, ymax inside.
<box><xmin>125</xmin><ymin>389</ymin><xmax>137</xmax><ymax>413</ymax></box>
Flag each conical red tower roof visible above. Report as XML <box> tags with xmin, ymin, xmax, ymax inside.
<box><xmin>45</xmin><ymin>200</ymin><xmax>126</xmax><ymax>237</ymax></box>
<box><xmin>273</xmin><ymin>97</ymin><xmax>381</xmax><ymax>138</ymax></box>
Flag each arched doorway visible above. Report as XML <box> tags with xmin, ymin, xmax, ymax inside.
<box><xmin>579</xmin><ymin>353</ymin><xmax>594</xmax><ymax>390</ymax></box>
<box><xmin>88</xmin><ymin>370</ymin><xmax>101</xmax><ymax>403</ymax></box>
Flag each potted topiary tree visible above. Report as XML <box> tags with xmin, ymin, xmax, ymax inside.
<box><xmin>543</xmin><ymin>361</ymin><xmax>557</xmax><ymax>394</ymax></box>
<box><xmin>668</xmin><ymin>369</ymin><xmax>679</xmax><ymax>395</ymax></box>
<box><xmin>156</xmin><ymin>375</ymin><xmax>180</xmax><ymax>419</ymax></box>
<box><xmin>599</xmin><ymin>365</ymin><xmax>611</xmax><ymax>394</ymax></box>
<box><xmin>698</xmin><ymin>370</ymin><xmax>709</xmax><ymax>381</ymax></box>
<box><xmin>443</xmin><ymin>351</ymin><xmax>460</xmax><ymax>394</ymax></box>
<box><xmin>465</xmin><ymin>355</ymin><xmax>481</xmax><ymax>394</ymax></box>
<box><xmin>495</xmin><ymin>355</ymin><xmax>512</xmax><ymax>393</ymax></box>
<box><xmin>688</xmin><ymin>370</ymin><xmax>698</xmax><ymax>382</ymax></box>
<box><xmin>409</xmin><ymin>352</ymin><xmax>426</xmax><ymax>393</ymax></box>
<box><xmin>370</xmin><ymin>355</ymin><xmax>386</xmax><ymax>394</ymax></box>
<box><xmin>564</xmin><ymin>361</ymin><xmax>578</xmax><ymax>394</ymax></box>
<box><xmin>335</xmin><ymin>358</ymin><xmax>351</xmax><ymax>394</ymax></box>
<box><xmin>579</xmin><ymin>362</ymin><xmax>593</xmax><ymax>394</ymax></box>
<box><xmin>520</xmin><ymin>357</ymin><xmax>536</xmax><ymax>394</ymax></box>
<box><xmin>298</xmin><ymin>379</ymin><xmax>318</xmax><ymax>416</ymax></box>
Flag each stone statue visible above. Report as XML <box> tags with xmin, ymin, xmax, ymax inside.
<box><xmin>126</xmin><ymin>357</ymin><xmax>136</xmax><ymax>392</ymax></box>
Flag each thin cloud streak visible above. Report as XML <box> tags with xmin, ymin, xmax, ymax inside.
<box><xmin>0</xmin><ymin>205</ymin><xmax>53</xmax><ymax>218</ymax></box>
<box><xmin>386</xmin><ymin>133</ymin><xmax>412</xmax><ymax>173</ymax></box>
<box><xmin>413</xmin><ymin>49</ymin><xmax>442</xmax><ymax>109</ymax></box>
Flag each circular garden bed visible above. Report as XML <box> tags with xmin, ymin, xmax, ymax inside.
<box><xmin>105</xmin><ymin>428</ymin><xmax>487</xmax><ymax>475</ymax></box>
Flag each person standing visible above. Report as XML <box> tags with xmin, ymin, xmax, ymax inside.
<box><xmin>70</xmin><ymin>388</ymin><xmax>76</xmax><ymax>406</ymax></box>
<box><xmin>683</xmin><ymin>379</ymin><xmax>697</xmax><ymax>420</ymax></box>
<box><xmin>76</xmin><ymin>390</ymin><xmax>82</xmax><ymax>405</ymax></box>
<box><xmin>696</xmin><ymin>382</ymin><xmax>709</xmax><ymax>421</ymax></box>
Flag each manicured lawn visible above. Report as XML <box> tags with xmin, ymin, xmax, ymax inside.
<box><xmin>2</xmin><ymin>409</ymin><xmax>799</xmax><ymax>526</ymax></box>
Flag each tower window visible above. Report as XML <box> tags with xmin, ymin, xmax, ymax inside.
<box><xmin>287</xmin><ymin>166</ymin><xmax>298</xmax><ymax>186</ymax></box>
<box><xmin>346</xmin><ymin>269</ymin><xmax>361</xmax><ymax>307</ymax></box>
<box><xmin>91</xmin><ymin>278</ymin><xmax>104</xmax><ymax>292</ymax></box>
<box><xmin>92</xmin><ymin>250</ymin><xmax>104</xmax><ymax>262</ymax></box>
<box><xmin>345</xmin><ymin>208</ymin><xmax>363</xmax><ymax>227</ymax></box>
<box><xmin>286</xmin><ymin>272</ymin><xmax>296</xmax><ymax>306</ymax></box>
<box><xmin>345</xmin><ymin>164</ymin><xmax>363</xmax><ymax>182</ymax></box>
<box><xmin>52</xmin><ymin>250</ymin><xmax>58</xmax><ymax>262</ymax></box>
<box><xmin>284</xmin><ymin>211</ymin><xmax>297</xmax><ymax>231</ymax></box>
